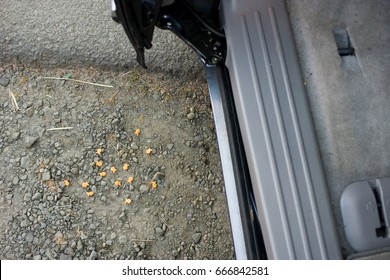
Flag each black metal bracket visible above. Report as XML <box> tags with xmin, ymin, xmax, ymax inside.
<box><xmin>157</xmin><ymin>1</ymin><xmax>226</xmax><ymax>66</ymax></box>
<box><xmin>114</xmin><ymin>0</ymin><xmax>162</xmax><ymax>68</ymax></box>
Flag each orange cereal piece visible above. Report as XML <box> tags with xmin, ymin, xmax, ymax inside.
<box><xmin>127</xmin><ymin>176</ymin><xmax>134</xmax><ymax>184</ymax></box>
<box><xmin>110</xmin><ymin>166</ymin><xmax>118</xmax><ymax>173</ymax></box>
<box><xmin>124</xmin><ymin>198</ymin><xmax>132</xmax><ymax>205</ymax></box>
<box><xmin>87</xmin><ymin>191</ymin><xmax>95</xmax><ymax>197</ymax></box>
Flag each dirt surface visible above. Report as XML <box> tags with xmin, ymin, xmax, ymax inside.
<box><xmin>0</xmin><ymin>63</ymin><xmax>234</xmax><ymax>260</ymax></box>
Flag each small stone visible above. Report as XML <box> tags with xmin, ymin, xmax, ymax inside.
<box><xmin>60</xmin><ymin>254</ymin><xmax>72</xmax><ymax>260</ymax></box>
<box><xmin>153</xmin><ymin>92</ymin><xmax>161</xmax><ymax>101</ymax></box>
<box><xmin>83</xmin><ymin>134</ymin><xmax>94</xmax><ymax>146</ymax></box>
<box><xmin>139</xmin><ymin>185</ymin><xmax>149</xmax><ymax>193</ymax></box>
<box><xmin>130</xmin><ymin>142</ymin><xmax>139</xmax><ymax>150</ymax></box>
<box><xmin>70</xmin><ymin>240</ymin><xmax>77</xmax><ymax>249</ymax></box>
<box><xmin>119</xmin><ymin>211</ymin><xmax>126</xmax><ymax>222</ymax></box>
<box><xmin>36</xmin><ymin>100</ymin><xmax>44</xmax><ymax>108</ymax></box>
<box><xmin>77</xmin><ymin>240</ymin><xmax>83</xmax><ymax>251</ymax></box>
<box><xmin>89</xmin><ymin>251</ymin><xmax>97</xmax><ymax>260</ymax></box>
<box><xmin>12</xmin><ymin>176</ymin><xmax>19</xmax><ymax>185</ymax></box>
<box><xmin>23</xmin><ymin>193</ymin><xmax>31</xmax><ymax>201</ymax></box>
<box><xmin>54</xmin><ymin>231</ymin><xmax>63</xmax><ymax>240</ymax></box>
<box><xmin>32</xmin><ymin>193</ymin><xmax>42</xmax><ymax>201</ymax></box>
<box><xmin>172</xmin><ymin>250</ymin><xmax>179</xmax><ymax>257</ymax></box>
<box><xmin>33</xmin><ymin>255</ymin><xmax>42</xmax><ymax>260</ymax></box>
<box><xmin>25</xmin><ymin>107</ymin><xmax>34</xmax><ymax>117</ymax></box>
<box><xmin>64</xmin><ymin>247</ymin><xmax>75</xmax><ymax>256</ymax></box>
<box><xmin>192</xmin><ymin>233</ymin><xmax>202</xmax><ymax>244</ymax></box>
<box><xmin>33</xmin><ymin>237</ymin><xmax>40</xmax><ymax>245</ymax></box>
<box><xmin>11</xmin><ymin>132</ymin><xmax>20</xmax><ymax>141</ymax></box>
<box><xmin>20</xmin><ymin>155</ymin><xmax>30</xmax><ymax>168</ymax></box>
<box><xmin>42</xmin><ymin>171</ymin><xmax>51</xmax><ymax>182</ymax></box>
<box><xmin>110</xmin><ymin>233</ymin><xmax>117</xmax><ymax>240</ymax></box>
<box><xmin>26</xmin><ymin>231</ymin><xmax>34</xmax><ymax>243</ymax></box>
<box><xmin>0</xmin><ymin>76</ymin><xmax>10</xmax><ymax>87</ymax></box>
<box><xmin>167</xmin><ymin>144</ymin><xmax>174</xmax><ymax>150</ymax></box>
<box><xmin>119</xmin><ymin>236</ymin><xmax>127</xmax><ymax>244</ymax></box>
<box><xmin>133</xmin><ymin>244</ymin><xmax>140</xmax><ymax>252</ymax></box>
<box><xmin>187</xmin><ymin>112</ymin><xmax>195</xmax><ymax>120</ymax></box>
<box><xmin>21</xmin><ymin>220</ymin><xmax>29</xmax><ymax>228</ymax></box>
<box><xmin>80</xmin><ymin>231</ymin><xmax>88</xmax><ymax>240</ymax></box>
<box><xmin>25</xmin><ymin>136</ymin><xmax>39</xmax><ymax>148</ymax></box>
<box><xmin>155</xmin><ymin>227</ymin><xmax>165</xmax><ymax>237</ymax></box>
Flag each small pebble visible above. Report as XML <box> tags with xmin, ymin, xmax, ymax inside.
<box><xmin>139</xmin><ymin>185</ymin><xmax>149</xmax><ymax>193</ymax></box>
<box><xmin>32</xmin><ymin>193</ymin><xmax>42</xmax><ymax>201</ymax></box>
<box><xmin>192</xmin><ymin>233</ymin><xmax>202</xmax><ymax>244</ymax></box>
<box><xmin>0</xmin><ymin>76</ymin><xmax>10</xmax><ymax>87</ymax></box>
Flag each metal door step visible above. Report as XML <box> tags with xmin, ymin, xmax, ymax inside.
<box><xmin>220</xmin><ymin>0</ymin><xmax>341</xmax><ymax>259</ymax></box>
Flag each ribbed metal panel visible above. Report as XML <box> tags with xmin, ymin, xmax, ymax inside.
<box><xmin>221</xmin><ymin>0</ymin><xmax>341</xmax><ymax>259</ymax></box>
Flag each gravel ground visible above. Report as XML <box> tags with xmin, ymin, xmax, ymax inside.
<box><xmin>0</xmin><ymin>63</ymin><xmax>234</xmax><ymax>260</ymax></box>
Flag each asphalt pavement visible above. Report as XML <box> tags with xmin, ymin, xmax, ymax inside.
<box><xmin>0</xmin><ymin>0</ymin><xmax>203</xmax><ymax>79</ymax></box>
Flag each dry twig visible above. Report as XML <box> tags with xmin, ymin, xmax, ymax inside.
<box><xmin>46</xmin><ymin>127</ymin><xmax>73</xmax><ymax>131</ymax></box>
<box><xmin>42</xmin><ymin>76</ymin><xmax>114</xmax><ymax>88</ymax></box>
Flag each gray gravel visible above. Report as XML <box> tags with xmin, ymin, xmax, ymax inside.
<box><xmin>0</xmin><ymin>64</ymin><xmax>234</xmax><ymax>260</ymax></box>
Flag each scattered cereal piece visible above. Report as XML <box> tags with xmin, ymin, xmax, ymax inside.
<box><xmin>81</xmin><ymin>181</ymin><xmax>90</xmax><ymax>188</ymax></box>
<box><xmin>87</xmin><ymin>191</ymin><xmax>95</xmax><ymax>197</ymax></box>
<box><xmin>99</xmin><ymin>171</ymin><xmax>107</xmax><ymax>177</ymax></box>
<box><xmin>135</xmin><ymin>128</ymin><xmax>141</xmax><ymax>136</ymax></box>
<box><xmin>110</xmin><ymin>166</ymin><xmax>118</xmax><ymax>173</ymax></box>
<box><xmin>64</xmin><ymin>180</ymin><xmax>70</xmax><ymax>187</ymax></box>
<box><xmin>96</xmin><ymin>160</ymin><xmax>103</xmax><ymax>167</ymax></box>
<box><xmin>127</xmin><ymin>176</ymin><xmax>134</xmax><ymax>184</ymax></box>
<box><xmin>123</xmin><ymin>163</ymin><xmax>129</xmax><ymax>171</ymax></box>
<box><xmin>124</xmin><ymin>198</ymin><xmax>132</xmax><ymax>205</ymax></box>
<box><xmin>96</xmin><ymin>148</ymin><xmax>104</xmax><ymax>156</ymax></box>
<box><xmin>151</xmin><ymin>180</ymin><xmax>158</xmax><ymax>189</ymax></box>
<box><xmin>146</xmin><ymin>148</ymin><xmax>153</xmax><ymax>155</ymax></box>
<box><xmin>114</xmin><ymin>180</ymin><xmax>122</xmax><ymax>187</ymax></box>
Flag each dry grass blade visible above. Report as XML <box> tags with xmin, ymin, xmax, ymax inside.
<box><xmin>8</xmin><ymin>89</ymin><xmax>20</xmax><ymax>111</ymax></box>
<box><xmin>46</xmin><ymin>127</ymin><xmax>73</xmax><ymax>131</ymax></box>
<box><xmin>42</xmin><ymin>76</ymin><xmax>114</xmax><ymax>88</ymax></box>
